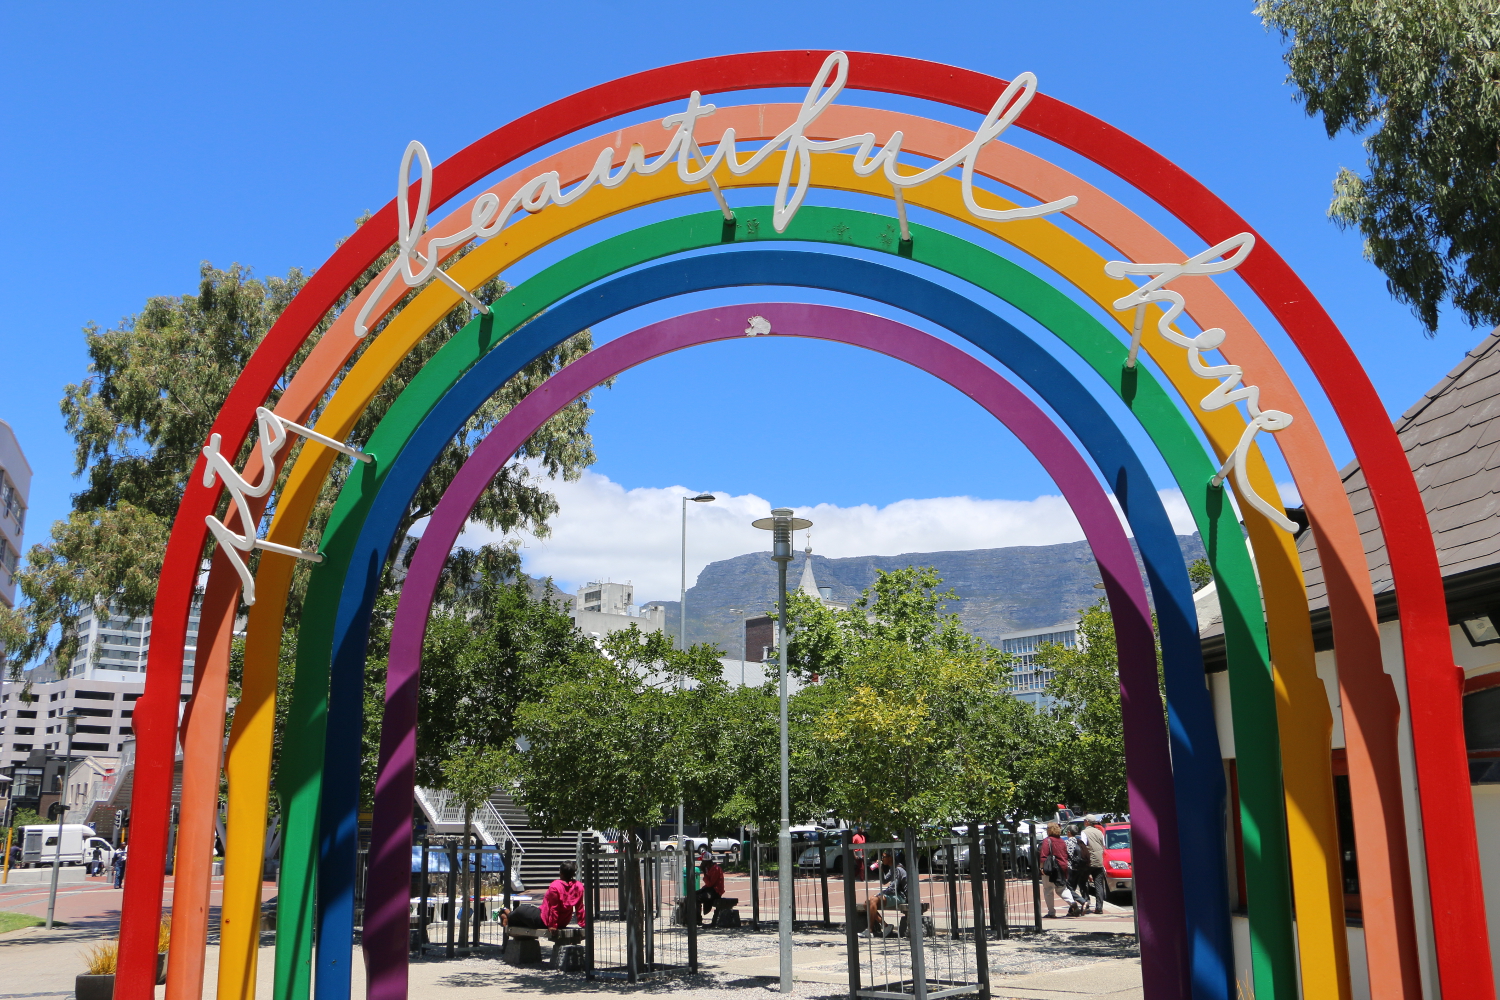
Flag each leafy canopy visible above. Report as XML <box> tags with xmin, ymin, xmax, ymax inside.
<box><xmin>1259</xmin><ymin>0</ymin><xmax>1500</xmax><ymax>333</ymax></box>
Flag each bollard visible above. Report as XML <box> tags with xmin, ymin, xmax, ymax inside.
<box><xmin>685</xmin><ymin>849</ymin><xmax>699</xmax><ymax>974</ymax></box>
<box><xmin>1029</xmin><ymin>826</ymin><xmax>1043</xmax><ymax>933</ymax></box>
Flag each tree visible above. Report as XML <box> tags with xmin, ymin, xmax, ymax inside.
<box><xmin>786</xmin><ymin>565</ymin><xmax>1004</xmax><ymax>681</ymax></box>
<box><xmin>439</xmin><ymin>744</ymin><xmax>510</xmax><ymax>945</ymax></box>
<box><xmin>4</xmin><ymin>235</ymin><xmax>600</xmax><ymax>673</ymax></box>
<box><xmin>1258</xmin><ymin>0</ymin><xmax>1500</xmax><ymax>333</ymax></box>
<box><xmin>1188</xmin><ymin>558</ymin><xmax>1214</xmax><ymax>591</ymax></box>
<box><xmin>508</xmin><ymin>626</ymin><xmax>728</xmax><ymax>835</ymax></box>
<box><xmin>1032</xmin><ymin>598</ymin><xmax>1145</xmax><ymax>814</ymax></box>
<box><xmin>809</xmin><ymin>639</ymin><xmax>1059</xmax><ymax>838</ymax></box>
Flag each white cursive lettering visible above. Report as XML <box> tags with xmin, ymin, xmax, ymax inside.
<box><xmin>354</xmin><ymin>52</ymin><xmax>1079</xmax><ymax>337</ymax></box>
<box><xmin>202</xmin><ymin>407</ymin><xmax>371</xmax><ymax>602</ymax></box>
<box><xmin>1104</xmin><ymin>235</ymin><xmax>1298</xmax><ymax>534</ymax></box>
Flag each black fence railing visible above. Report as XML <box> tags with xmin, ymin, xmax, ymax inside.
<box><xmin>582</xmin><ymin>841</ymin><xmax>699</xmax><ymax>981</ymax></box>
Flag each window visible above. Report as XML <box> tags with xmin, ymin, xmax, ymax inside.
<box><xmin>71</xmin><ymin>707</ymin><xmax>112</xmax><ymax>718</ymax></box>
<box><xmin>0</xmin><ymin>540</ymin><xmax>16</xmax><ymax>579</ymax></box>
<box><xmin>1331</xmin><ymin>750</ymin><xmax>1362</xmax><ymax>918</ymax></box>
<box><xmin>13</xmin><ymin>728</ymin><xmax>32</xmax><ymax>736</ymax></box>
<box><xmin>75</xmin><ymin>691</ymin><xmax>115</xmax><ymax>701</ymax></box>
<box><xmin>123</xmin><ymin>693</ymin><xmax>142</xmax><ymax>702</ymax></box>
<box><xmin>16</xmin><ymin>710</ymin><xmax>33</xmax><ymax>719</ymax></box>
<box><xmin>118</xmin><ymin>727</ymin><xmax>132</xmax><ymax>736</ymax></box>
<box><xmin>584</xmin><ymin>590</ymin><xmax>602</xmax><ymax>603</ymax></box>
<box><xmin>76</xmin><ymin>725</ymin><xmax>111</xmax><ymax>735</ymax></box>
<box><xmin>1105</xmin><ymin>828</ymin><xmax>1131</xmax><ymax>850</ymax></box>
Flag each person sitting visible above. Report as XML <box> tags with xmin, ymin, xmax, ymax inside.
<box><xmin>502</xmin><ymin>861</ymin><xmax>587</xmax><ymax>930</ymax></box>
<box><xmin>860</xmin><ymin>850</ymin><xmax>907</xmax><ymax>936</ymax></box>
<box><xmin>696</xmin><ymin>848</ymin><xmax>725</xmax><ymax>918</ymax></box>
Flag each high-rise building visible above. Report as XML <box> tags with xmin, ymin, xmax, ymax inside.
<box><xmin>0</xmin><ymin>598</ymin><xmax>200</xmax><ymax>770</ymax></box>
<box><xmin>0</xmin><ymin>419</ymin><xmax>31</xmax><ymax>611</ymax></box>
<box><xmin>1000</xmin><ymin>623</ymin><xmax>1079</xmax><ymax>706</ymax></box>
<box><xmin>570</xmin><ymin>580</ymin><xmax>665</xmax><ymax>638</ymax></box>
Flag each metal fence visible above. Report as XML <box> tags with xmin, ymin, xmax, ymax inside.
<box><xmin>582</xmin><ymin>842</ymin><xmax>699</xmax><ymax>981</ymax></box>
<box><xmin>737</xmin><ymin>837</ymin><xmax>842</xmax><ymax>930</ymax></box>
<box><xmin>408</xmin><ymin>839</ymin><xmax>513</xmax><ymax>955</ymax></box>
<box><xmin>843</xmin><ymin>831</ymin><xmax>996</xmax><ymax>1000</ymax></box>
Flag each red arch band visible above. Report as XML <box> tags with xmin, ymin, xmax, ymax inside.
<box><xmin>119</xmin><ymin>49</ymin><xmax>1487</xmax><ymax>1000</ymax></box>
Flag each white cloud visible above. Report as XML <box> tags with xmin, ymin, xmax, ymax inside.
<box><xmin>459</xmin><ymin>467</ymin><xmax>1200</xmax><ymax>604</ymax></box>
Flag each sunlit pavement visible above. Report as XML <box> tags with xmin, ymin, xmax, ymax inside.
<box><xmin>0</xmin><ymin>873</ymin><xmax>1139</xmax><ymax>999</ymax></box>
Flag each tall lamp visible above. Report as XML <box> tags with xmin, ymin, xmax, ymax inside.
<box><xmin>752</xmin><ymin>507</ymin><xmax>812</xmax><ymax>994</ymax></box>
<box><xmin>678</xmin><ymin>492</ymin><xmax>715</xmax><ymax>853</ymax></box>
<box><xmin>46</xmin><ymin>709</ymin><xmax>80</xmax><ymax>929</ymax></box>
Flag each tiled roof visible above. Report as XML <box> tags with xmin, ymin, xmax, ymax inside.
<box><xmin>1299</xmin><ymin>328</ymin><xmax>1500</xmax><ymax>611</ymax></box>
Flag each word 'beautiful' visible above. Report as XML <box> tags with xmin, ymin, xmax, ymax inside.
<box><xmin>355</xmin><ymin>51</ymin><xmax>1078</xmax><ymax>337</ymax></box>
<box><xmin>203</xmin><ymin>407</ymin><xmax>371</xmax><ymax>603</ymax></box>
<box><xmin>1105</xmin><ymin>235</ymin><xmax>1297</xmax><ymax>533</ymax></box>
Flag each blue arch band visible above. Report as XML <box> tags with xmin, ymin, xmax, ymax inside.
<box><xmin>316</xmin><ymin>250</ymin><xmax>1232</xmax><ymax>1000</ymax></box>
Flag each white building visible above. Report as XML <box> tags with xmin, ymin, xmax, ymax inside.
<box><xmin>0</xmin><ymin>419</ymin><xmax>32</xmax><ymax>611</ymax></box>
<box><xmin>569</xmin><ymin>580</ymin><xmax>666</xmax><ymax>638</ymax></box>
<box><xmin>999</xmin><ymin>623</ymin><xmax>1079</xmax><ymax>706</ymax></box>
<box><xmin>0</xmin><ymin>598</ymin><xmax>201</xmax><ymax>770</ymax></box>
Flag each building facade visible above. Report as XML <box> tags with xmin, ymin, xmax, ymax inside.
<box><xmin>999</xmin><ymin>623</ymin><xmax>1078</xmax><ymax>706</ymax></box>
<box><xmin>569</xmin><ymin>580</ymin><xmax>666</xmax><ymax>638</ymax></box>
<box><xmin>0</xmin><ymin>419</ymin><xmax>31</xmax><ymax>611</ymax></box>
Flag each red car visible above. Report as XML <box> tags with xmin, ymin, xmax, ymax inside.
<box><xmin>1103</xmin><ymin>823</ymin><xmax>1132</xmax><ymax>896</ymax></box>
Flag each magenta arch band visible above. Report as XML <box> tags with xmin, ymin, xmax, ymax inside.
<box><xmin>368</xmin><ymin>303</ymin><xmax>1179</xmax><ymax>1000</ymax></box>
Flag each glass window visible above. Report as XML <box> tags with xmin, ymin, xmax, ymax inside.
<box><xmin>1105</xmin><ymin>828</ymin><xmax>1131</xmax><ymax>850</ymax></box>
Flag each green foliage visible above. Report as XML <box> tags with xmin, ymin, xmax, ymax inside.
<box><xmin>9</xmin><ymin>231</ymin><xmax>601</xmax><ymax>672</ymax></box>
<box><xmin>1034</xmin><ymin>598</ymin><xmax>1145</xmax><ymax>814</ymax></box>
<box><xmin>1188</xmin><ymin>558</ymin><xmax>1214</xmax><ymax>591</ymax></box>
<box><xmin>509</xmin><ymin>626</ymin><xmax>727</xmax><ymax>834</ymax></box>
<box><xmin>441</xmin><ymin>746</ymin><xmax>512</xmax><ymax>815</ymax></box>
<box><xmin>786</xmin><ymin>566</ymin><xmax>1006</xmax><ymax>682</ymax></box>
<box><xmin>810</xmin><ymin>640</ymin><xmax>1062</xmax><ymax>837</ymax></box>
<box><xmin>8</xmin><ymin>808</ymin><xmax>41</xmax><ymax>833</ymax></box>
<box><xmin>0</xmin><ymin>504</ymin><xmax>169</xmax><ymax>671</ymax></box>
<box><xmin>1259</xmin><ymin>0</ymin><xmax>1500</xmax><ymax>333</ymax></box>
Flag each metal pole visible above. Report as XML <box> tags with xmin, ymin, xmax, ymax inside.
<box><xmin>903</xmin><ymin>828</ymin><xmax>928</xmax><ymax>1000</ymax></box>
<box><xmin>751</xmin><ymin>836</ymin><xmax>760</xmax><ymax>931</ymax></box>
<box><xmin>583</xmin><ymin>844</ymin><xmax>596</xmax><ymax>980</ymax></box>
<box><xmin>842</xmin><ymin>837</ymin><xmax>860</xmax><ymax>1000</ymax></box>
<box><xmin>968</xmin><ymin>822</ymin><xmax>990</xmax><ymax>1000</ymax></box>
<box><xmin>777</xmin><ymin>553</ymin><xmax>793</xmax><ymax>992</ymax></box>
<box><xmin>446</xmin><ymin>839</ymin><xmax>458</xmax><ymax>958</ymax></box>
<box><xmin>685</xmin><ymin>850</ymin><xmax>698</xmax><ymax>973</ymax></box>
<box><xmin>819</xmin><ymin>835</ymin><xmax>831</xmax><ymax>927</ymax></box>
<box><xmin>1030</xmin><ymin>827</ymin><xmax>1043</xmax><ymax>933</ymax></box>
<box><xmin>417</xmin><ymin>836</ymin><xmax>430</xmax><ymax>954</ymax></box>
<box><xmin>46</xmin><ymin>725</ymin><xmax>75</xmax><ymax>929</ymax></box>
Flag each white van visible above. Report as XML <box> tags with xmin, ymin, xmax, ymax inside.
<box><xmin>19</xmin><ymin>825</ymin><xmax>112</xmax><ymax>867</ymax></box>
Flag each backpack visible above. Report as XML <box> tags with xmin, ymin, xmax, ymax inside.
<box><xmin>1040</xmin><ymin>838</ymin><xmax>1061</xmax><ymax>878</ymax></box>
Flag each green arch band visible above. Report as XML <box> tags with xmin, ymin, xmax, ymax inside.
<box><xmin>271</xmin><ymin>205</ymin><xmax>1293</xmax><ymax>1000</ymax></box>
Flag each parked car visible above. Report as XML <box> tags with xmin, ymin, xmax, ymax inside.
<box><xmin>795</xmin><ymin>843</ymin><xmax>846</xmax><ymax>873</ymax></box>
<box><xmin>1102</xmin><ymin>823</ymin><xmax>1132</xmax><ymax>897</ymax></box>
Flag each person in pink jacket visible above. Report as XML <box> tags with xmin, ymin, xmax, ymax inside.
<box><xmin>503</xmin><ymin>861</ymin><xmax>588</xmax><ymax>929</ymax></box>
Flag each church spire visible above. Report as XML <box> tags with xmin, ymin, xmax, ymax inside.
<box><xmin>798</xmin><ymin>542</ymin><xmax>822</xmax><ymax>600</ymax></box>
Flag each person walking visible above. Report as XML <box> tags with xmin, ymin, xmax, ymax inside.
<box><xmin>112</xmin><ymin>848</ymin><xmax>127</xmax><ymax>889</ymax></box>
<box><xmin>1039</xmin><ymin>823</ymin><xmax>1079</xmax><ymax>917</ymax></box>
<box><xmin>1082</xmin><ymin>816</ymin><xmax>1108</xmax><ymax>914</ymax></box>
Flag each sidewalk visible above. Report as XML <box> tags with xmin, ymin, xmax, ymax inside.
<box><xmin>0</xmin><ymin>878</ymin><xmax>1140</xmax><ymax>1000</ymax></box>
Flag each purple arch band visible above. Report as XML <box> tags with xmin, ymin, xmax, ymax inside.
<box><xmin>369</xmin><ymin>303</ymin><xmax>1174</xmax><ymax>999</ymax></box>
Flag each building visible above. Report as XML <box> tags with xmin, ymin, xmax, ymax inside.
<box><xmin>741</xmin><ymin>546</ymin><xmax>849</xmax><ymax>668</ymax></box>
<box><xmin>0</xmin><ymin>598</ymin><xmax>201</xmax><ymax>772</ymax></box>
<box><xmin>569</xmin><ymin>580</ymin><xmax>666</xmax><ymax>638</ymax></box>
<box><xmin>999</xmin><ymin>623</ymin><xmax>1079</xmax><ymax>706</ymax></box>
<box><xmin>1193</xmin><ymin>328</ymin><xmax>1500</xmax><ymax>981</ymax></box>
<box><xmin>0</xmin><ymin>419</ymin><xmax>31</xmax><ymax>611</ymax></box>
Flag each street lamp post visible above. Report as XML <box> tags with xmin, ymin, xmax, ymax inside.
<box><xmin>46</xmin><ymin>710</ymin><xmax>79</xmax><ymax>929</ymax></box>
<box><xmin>752</xmin><ymin>507</ymin><xmax>812</xmax><ymax>994</ymax></box>
<box><xmin>678</xmin><ymin>492</ymin><xmax>715</xmax><ymax>851</ymax></box>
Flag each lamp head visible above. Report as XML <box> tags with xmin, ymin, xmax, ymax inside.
<box><xmin>688</xmin><ymin>493</ymin><xmax>716</xmax><ymax>503</ymax></box>
<box><xmin>751</xmin><ymin>508</ymin><xmax>813</xmax><ymax>563</ymax></box>
<box><xmin>63</xmin><ymin>710</ymin><xmax>79</xmax><ymax>738</ymax></box>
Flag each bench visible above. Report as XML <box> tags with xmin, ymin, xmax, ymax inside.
<box><xmin>895</xmin><ymin>902</ymin><xmax>934</xmax><ymax>938</ymax></box>
<box><xmin>709</xmin><ymin>896</ymin><xmax>741</xmax><ymax>928</ymax></box>
<box><xmin>503</xmin><ymin>925</ymin><xmax>584</xmax><ymax>966</ymax></box>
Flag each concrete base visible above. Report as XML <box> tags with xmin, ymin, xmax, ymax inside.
<box><xmin>502</xmin><ymin>937</ymin><xmax>542</xmax><ymax>964</ymax></box>
<box><xmin>1</xmin><ymin>867</ymin><xmax>87</xmax><ymax>885</ymax></box>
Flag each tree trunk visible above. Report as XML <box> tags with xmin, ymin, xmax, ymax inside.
<box><xmin>458</xmin><ymin>804</ymin><xmax>472</xmax><ymax>948</ymax></box>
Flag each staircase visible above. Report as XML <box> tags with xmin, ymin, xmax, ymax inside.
<box><xmin>413</xmin><ymin>786</ymin><xmax>524</xmax><ymax>861</ymax></box>
<box><xmin>488</xmin><ymin>789</ymin><xmax>593</xmax><ymax>891</ymax></box>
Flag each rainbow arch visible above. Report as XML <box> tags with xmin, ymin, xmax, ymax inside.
<box><xmin>114</xmin><ymin>50</ymin><xmax>1488</xmax><ymax>1000</ymax></box>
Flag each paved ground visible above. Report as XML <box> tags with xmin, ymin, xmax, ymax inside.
<box><xmin>0</xmin><ymin>874</ymin><xmax>1141</xmax><ymax>999</ymax></box>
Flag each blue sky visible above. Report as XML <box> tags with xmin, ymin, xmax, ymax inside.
<box><xmin>0</xmin><ymin>1</ymin><xmax>1484</xmax><ymax>598</ymax></box>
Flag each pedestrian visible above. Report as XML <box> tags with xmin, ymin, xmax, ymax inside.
<box><xmin>87</xmin><ymin>845</ymin><xmax>104</xmax><ymax>877</ymax></box>
<box><xmin>860</xmin><ymin>850</ymin><xmax>907</xmax><ymax>936</ymax></box>
<box><xmin>851</xmin><ymin>828</ymin><xmax>867</xmax><ymax>885</ymax></box>
<box><xmin>696</xmin><ymin>847</ymin><xmax>726</xmax><ymax>919</ymax></box>
<box><xmin>1067</xmin><ymin>825</ymin><xmax>1091</xmax><ymax>911</ymax></box>
<box><xmin>112</xmin><ymin>848</ymin><xmax>127</xmax><ymax>889</ymax></box>
<box><xmin>1082</xmin><ymin>816</ymin><xmax>1108</xmax><ymax>914</ymax></box>
<box><xmin>1038</xmin><ymin>822</ymin><xmax>1079</xmax><ymax>917</ymax></box>
<box><xmin>500</xmin><ymin>861</ymin><xmax>586</xmax><ymax>930</ymax></box>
